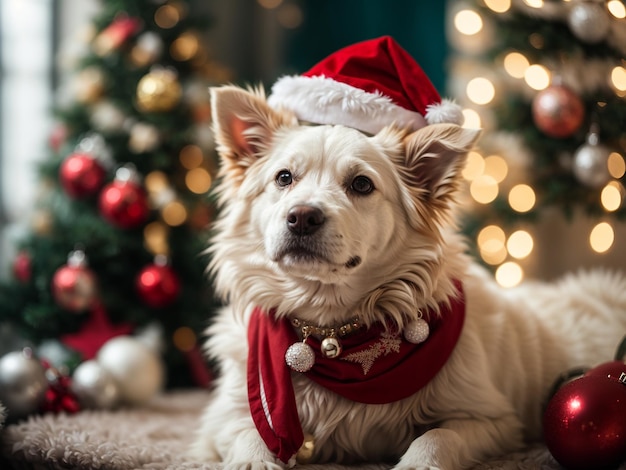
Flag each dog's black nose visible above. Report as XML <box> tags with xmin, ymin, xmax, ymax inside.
<box><xmin>286</xmin><ymin>205</ymin><xmax>325</xmax><ymax>235</ymax></box>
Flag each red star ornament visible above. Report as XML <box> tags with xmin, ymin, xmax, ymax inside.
<box><xmin>61</xmin><ymin>303</ymin><xmax>133</xmax><ymax>360</ymax></box>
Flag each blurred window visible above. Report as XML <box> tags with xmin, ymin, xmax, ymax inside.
<box><xmin>0</xmin><ymin>0</ymin><xmax>54</xmax><ymax>273</ymax></box>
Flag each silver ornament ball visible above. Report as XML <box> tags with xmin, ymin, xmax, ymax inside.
<box><xmin>404</xmin><ymin>318</ymin><xmax>430</xmax><ymax>344</ymax></box>
<box><xmin>568</xmin><ymin>3</ymin><xmax>611</xmax><ymax>44</ymax></box>
<box><xmin>285</xmin><ymin>342</ymin><xmax>315</xmax><ymax>372</ymax></box>
<box><xmin>71</xmin><ymin>360</ymin><xmax>120</xmax><ymax>409</ymax></box>
<box><xmin>573</xmin><ymin>139</ymin><xmax>611</xmax><ymax>188</ymax></box>
<box><xmin>0</xmin><ymin>349</ymin><xmax>48</xmax><ymax>417</ymax></box>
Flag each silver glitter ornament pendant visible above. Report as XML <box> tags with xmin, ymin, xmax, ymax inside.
<box><xmin>404</xmin><ymin>318</ymin><xmax>430</xmax><ymax>344</ymax></box>
<box><xmin>285</xmin><ymin>341</ymin><xmax>315</xmax><ymax>372</ymax></box>
<box><xmin>320</xmin><ymin>336</ymin><xmax>342</xmax><ymax>358</ymax></box>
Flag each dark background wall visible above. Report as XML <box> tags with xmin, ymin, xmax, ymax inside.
<box><xmin>203</xmin><ymin>0</ymin><xmax>448</xmax><ymax>93</ymax></box>
<box><xmin>286</xmin><ymin>1</ymin><xmax>447</xmax><ymax>91</ymax></box>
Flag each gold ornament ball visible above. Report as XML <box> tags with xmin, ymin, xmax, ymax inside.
<box><xmin>136</xmin><ymin>69</ymin><xmax>182</xmax><ymax>113</ymax></box>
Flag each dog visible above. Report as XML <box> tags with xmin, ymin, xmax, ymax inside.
<box><xmin>188</xmin><ymin>83</ymin><xmax>626</xmax><ymax>470</ymax></box>
<box><xmin>191</xmin><ymin>35</ymin><xmax>626</xmax><ymax>468</ymax></box>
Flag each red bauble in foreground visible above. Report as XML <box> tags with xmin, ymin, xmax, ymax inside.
<box><xmin>585</xmin><ymin>360</ymin><xmax>626</xmax><ymax>383</ymax></box>
<box><xmin>136</xmin><ymin>262</ymin><xmax>181</xmax><ymax>308</ymax></box>
<box><xmin>532</xmin><ymin>84</ymin><xmax>585</xmax><ymax>138</ymax></box>
<box><xmin>543</xmin><ymin>375</ymin><xmax>626</xmax><ymax>470</ymax></box>
<box><xmin>99</xmin><ymin>179</ymin><xmax>149</xmax><ymax>228</ymax></box>
<box><xmin>59</xmin><ymin>152</ymin><xmax>106</xmax><ymax>198</ymax></box>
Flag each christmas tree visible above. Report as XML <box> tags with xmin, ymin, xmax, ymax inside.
<box><xmin>447</xmin><ymin>0</ymin><xmax>626</xmax><ymax>286</ymax></box>
<box><xmin>0</xmin><ymin>0</ymin><xmax>228</xmax><ymax>388</ymax></box>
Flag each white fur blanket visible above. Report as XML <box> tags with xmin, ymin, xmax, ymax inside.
<box><xmin>0</xmin><ymin>390</ymin><xmax>622</xmax><ymax>469</ymax></box>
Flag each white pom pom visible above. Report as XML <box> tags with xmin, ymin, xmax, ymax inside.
<box><xmin>425</xmin><ymin>99</ymin><xmax>464</xmax><ymax>126</ymax></box>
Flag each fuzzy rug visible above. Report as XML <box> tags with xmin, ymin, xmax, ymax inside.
<box><xmin>0</xmin><ymin>389</ymin><xmax>621</xmax><ymax>470</ymax></box>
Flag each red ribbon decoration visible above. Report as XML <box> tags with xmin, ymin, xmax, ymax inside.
<box><xmin>247</xmin><ymin>281</ymin><xmax>465</xmax><ymax>463</ymax></box>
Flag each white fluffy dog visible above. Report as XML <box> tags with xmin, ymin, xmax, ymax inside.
<box><xmin>190</xmin><ymin>84</ymin><xmax>626</xmax><ymax>470</ymax></box>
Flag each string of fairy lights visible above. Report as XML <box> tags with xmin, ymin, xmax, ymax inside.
<box><xmin>449</xmin><ymin>0</ymin><xmax>626</xmax><ymax>287</ymax></box>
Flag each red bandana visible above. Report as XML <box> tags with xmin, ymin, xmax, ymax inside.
<box><xmin>247</xmin><ymin>282</ymin><xmax>465</xmax><ymax>464</ymax></box>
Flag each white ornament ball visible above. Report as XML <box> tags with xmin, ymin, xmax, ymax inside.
<box><xmin>568</xmin><ymin>3</ymin><xmax>611</xmax><ymax>44</ymax></box>
<box><xmin>128</xmin><ymin>122</ymin><xmax>161</xmax><ymax>154</ymax></box>
<box><xmin>97</xmin><ymin>336</ymin><xmax>164</xmax><ymax>405</ymax></box>
<box><xmin>0</xmin><ymin>349</ymin><xmax>48</xmax><ymax>417</ymax></box>
<box><xmin>573</xmin><ymin>139</ymin><xmax>611</xmax><ymax>188</ymax></box>
<box><xmin>404</xmin><ymin>318</ymin><xmax>430</xmax><ymax>344</ymax></box>
<box><xmin>90</xmin><ymin>101</ymin><xmax>127</xmax><ymax>133</ymax></box>
<box><xmin>285</xmin><ymin>342</ymin><xmax>315</xmax><ymax>373</ymax></box>
<box><xmin>71</xmin><ymin>360</ymin><xmax>120</xmax><ymax>409</ymax></box>
<box><xmin>131</xmin><ymin>32</ymin><xmax>164</xmax><ymax>66</ymax></box>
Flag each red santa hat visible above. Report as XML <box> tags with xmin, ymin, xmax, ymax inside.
<box><xmin>268</xmin><ymin>36</ymin><xmax>463</xmax><ymax>135</ymax></box>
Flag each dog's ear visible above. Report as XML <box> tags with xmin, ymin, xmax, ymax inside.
<box><xmin>210</xmin><ymin>85</ymin><xmax>297</xmax><ymax>182</ymax></box>
<box><xmin>397</xmin><ymin>124</ymin><xmax>480</xmax><ymax>228</ymax></box>
<box><xmin>399</xmin><ymin>123</ymin><xmax>481</xmax><ymax>222</ymax></box>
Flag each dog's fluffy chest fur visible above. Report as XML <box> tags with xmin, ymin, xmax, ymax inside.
<box><xmin>196</xmin><ymin>266</ymin><xmax>626</xmax><ymax>468</ymax></box>
<box><xmin>190</xmin><ymin>86</ymin><xmax>626</xmax><ymax>469</ymax></box>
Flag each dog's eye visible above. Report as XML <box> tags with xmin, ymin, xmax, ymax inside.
<box><xmin>351</xmin><ymin>175</ymin><xmax>374</xmax><ymax>195</ymax></box>
<box><xmin>276</xmin><ymin>170</ymin><xmax>293</xmax><ymax>187</ymax></box>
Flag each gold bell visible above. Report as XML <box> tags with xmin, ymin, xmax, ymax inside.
<box><xmin>296</xmin><ymin>433</ymin><xmax>315</xmax><ymax>464</ymax></box>
<box><xmin>320</xmin><ymin>336</ymin><xmax>342</xmax><ymax>358</ymax></box>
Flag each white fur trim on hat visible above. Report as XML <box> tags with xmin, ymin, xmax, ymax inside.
<box><xmin>268</xmin><ymin>75</ymin><xmax>428</xmax><ymax>135</ymax></box>
<box><xmin>425</xmin><ymin>99</ymin><xmax>464</xmax><ymax>126</ymax></box>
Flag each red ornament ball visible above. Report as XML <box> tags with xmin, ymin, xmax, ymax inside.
<box><xmin>136</xmin><ymin>263</ymin><xmax>181</xmax><ymax>308</ymax></box>
<box><xmin>585</xmin><ymin>360</ymin><xmax>626</xmax><ymax>383</ymax></box>
<box><xmin>532</xmin><ymin>85</ymin><xmax>585</xmax><ymax>138</ymax></box>
<box><xmin>543</xmin><ymin>375</ymin><xmax>626</xmax><ymax>470</ymax></box>
<box><xmin>39</xmin><ymin>365</ymin><xmax>81</xmax><ymax>415</ymax></box>
<box><xmin>59</xmin><ymin>153</ymin><xmax>106</xmax><ymax>198</ymax></box>
<box><xmin>99</xmin><ymin>180</ymin><xmax>149</xmax><ymax>229</ymax></box>
<box><xmin>13</xmin><ymin>251</ymin><xmax>32</xmax><ymax>283</ymax></box>
<box><xmin>51</xmin><ymin>263</ymin><xmax>98</xmax><ymax>313</ymax></box>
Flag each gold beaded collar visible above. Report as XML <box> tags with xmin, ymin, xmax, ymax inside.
<box><xmin>290</xmin><ymin>317</ymin><xmax>362</xmax><ymax>339</ymax></box>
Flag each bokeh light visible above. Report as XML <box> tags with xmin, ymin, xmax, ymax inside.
<box><xmin>608</xmin><ymin>152</ymin><xmax>626</xmax><ymax>178</ymax></box>
<box><xmin>589</xmin><ymin>222</ymin><xmax>614</xmax><ymax>253</ymax></box>
<box><xmin>506</xmin><ymin>230</ymin><xmax>534</xmax><ymax>259</ymax></box>
<box><xmin>470</xmin><ymin>175</ymin><xmax>499</xmax><ymax>203</ymax></box>
<box><xmin>462</xmin><ymin>151</ymin><xmax>485</xmax><ymax>181</ymax></box>
<box><xmin>496</xmin><ymin>262</ymin><xmax>524</xmax><ymax>288</ymax></box>
<box><xmin>162</xmin><ymin>200</ymin><xmax>187</xmax><ymax>226</ymax></box>
<box><xmin>483</xmin><ymin>155</ymin><xmax>508</xmax><ymax>183</ymax></box>
<box><xmin>503</xmin><ymin>52</ymin><xmax>530</xmax><ymax>79</ymax></box>
<box><xmin>611</xmin><ymin>66</ymin><xmax>626</xmax><ymax>92</ymax></box>
<box><xmin>485</xmin><ymin>0</ymin><xmax>511</xmax><ymax>13</ymax></box>
<box><xmin>508</xmin><ymin>184</ymin><xmax>536</xmax><ymax>213</ymax></box>
<box><xmin>608</xmin><ymin>0</ymin><xmax>626</xmax><ymax>19</ymax></box>
<box><xmin>462</xmin><ymin>108</ymin><xmax>482</xmax><ymax>128</ymax></box>
<box><xmin>523</xmin><ymin>0</ymin><xmax>544</xmax><ymax>8</ymax></box>
<box><xmin>186</xmin><ymin>168</ymin><xmax>213</xmax><ymax>194</ymax></box>
<box><xmin>601</xmin><ymin>182</ymin><xmax>622</xmax><ymax>212</ymax></box>
<box><xmin>467</xmin><ymin>77</ymin><xmax>496</xmax><ymax>105</ymax></box>
<box><xmin>454</xmin><ymin>10</ymin><xmax>484</xmax><ymax>35</ymax></box>
<box><xmin>524</xmin><ymin>64</ymin><xmax>551</xmax><ymax>90</ymax></box>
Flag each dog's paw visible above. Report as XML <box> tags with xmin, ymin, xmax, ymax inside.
<box><xmin>393</xmin><ymin>429</ymin><xmax>468</xmax><ymax>470</ymax></box>
<box><xmin>393</xmin><ymin>466</ymin><xmax>440</xmax><ymax>470</ymax></box>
